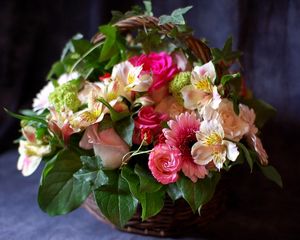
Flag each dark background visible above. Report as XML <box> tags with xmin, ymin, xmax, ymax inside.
<box><xmin>0</xmin><ymin>0</ymin><xmax>299</xmax><ymax>239</ymax></box>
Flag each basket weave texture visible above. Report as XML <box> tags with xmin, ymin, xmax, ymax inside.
<box><xmin>83</xmin><ymin>15</ymin><xmax>223</xmax><ymax>237</ymax></box>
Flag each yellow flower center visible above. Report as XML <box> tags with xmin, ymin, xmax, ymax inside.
<box><xmin>203</xmin><ymin>132</ymin><xmax>223</xmax><ymax>146</ymax></box>
<box><xmin>127</xmin><ymin>73</ymin><xmax>135</xmax><ymax>84</ymax></box>
<box><xmin>194</xmin><ymin>76</ymin><xmax>212</xmax><ymax>92</ymax></box>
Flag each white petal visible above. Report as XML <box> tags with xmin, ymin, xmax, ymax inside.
<box><xmin>191</xmin><ymin>142</ymin><xmax>214</xmax><ymax>165</ymax></box>
<box><xmin>211</xmin><ymin>86</ymin><xmax>221</xmax><ymax>109</ymax></box>
<box><xmin>192</xmin><ymin>61</ymin><xmax>216</xmax><ymax>83</ymax></box>
<box><xmin>181</xmin><ymin>85</ymin><xmax>205</xmax><ymax>110</ymax></box>
<box><xmin>224</xmin><ymin>140</ymin><xmax>239</xmax><ymax>161</ymax></box>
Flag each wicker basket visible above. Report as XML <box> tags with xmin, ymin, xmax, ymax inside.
<box><xmin>83</xmin><ymin>15</ymin><xmax>224</xmax><ymax>237</ymax></box>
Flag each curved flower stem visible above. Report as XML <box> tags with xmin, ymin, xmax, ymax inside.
<box><xmin>70</xmin><ymin>41</ymin><xmax>104</xmax><ymax>73</ymax></box>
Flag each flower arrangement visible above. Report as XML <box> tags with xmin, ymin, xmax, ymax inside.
<box><xmin>8</xmin><ymin>2</ymin><xmax>282</xmax><ymax>234</ymax></box>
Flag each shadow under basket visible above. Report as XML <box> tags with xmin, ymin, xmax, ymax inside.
<box><xmin>82</xmin><ymin>184</ymin><xmax>226</xmax><ymax>238</ymax></box>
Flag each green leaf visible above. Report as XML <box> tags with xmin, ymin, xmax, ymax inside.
<box><xmin>99</xmin><ymin>25</ymin><xmax>117</xmax><ymax>62</ymax></box>
<box><xmin>38</xmin><ymin>149</ymin><xmax>91</xmax><ymax>215</ymax></box>
<box><xmin>167</xmin><ymin>183</ymin><xmax>182</xmax><ymax>201</ymax></box>
<box><xmin>97</xmin><ymin>98</ymin><xmax>130</xmax><ymax>122</ymax></box>
<box><xmin>47</xmin><ymin>61</ymin><xmax>65</xmax><ymax>81</ymax></box>
<box><xmin>93</xmin><ymin>170</ymin><xmax>138</xmax><ymax>228</ymax></box>
<box><xmin>71</xmin><ymin>38</ymin><xmax>93</xmax><ymax>55</ymax></box>
<box><xmin>212</xmin><ymin>36</ymin><xmax>242</xmax><ymax>64</ymax></box>
<box><xmin>4</xmin><ymin>108</ymin><xmax>47</xmax><ymax>125</ymax></box>
<box><xmin>121</xmin><ymin>166</ymin><xmax>165</xmax><ymax>220</ymax></box>
<box><xmin>143</xmin><ymin>0</ymin><xmax>153</xmax><ymax>16</ymax></box>
<box><xmin>73</xmin><ymin>156</ymin><xmax>109</xmax><ymax>189</ymax></box>
<box><xmin>241</xmin><ymin>98</ymin><xmax>276</xmax><ymax>129</ymax></box>
<box><xmin>177</xmin><ymin>173</ymin><xmax>220</xmax><ymax>213</ymax></box>
<box><xmin>61</xmin><ymin>33</ymin><xmax>83</xmax><ymax>60</ymax></box>
<box><xmin>258</xmin><ymin>164</ymin><xmax>283</xmax><ymax>188</ymax></box>
<box><xmin>221</xmin><ymin>73</ymin><xmax>241</xmax><ymax>86</ymax></box>
<box><xmin>236</xmin><ymin>142</ymin><xmax>254</xmax><ymax>172</ymax></box>
<box><xmin>134</xmin><ymin>164</ymin><xmax>163</xmax><ymax>193</ymax></box>
<box><xmin>113</xmin><ymin>116</ymin><xmax>134</xmax><ymax>147</ymax></box>
<box><xmin>159</xmin><ymin>6</ymin><xmax>193</xmax><ymax>25</ymax></box>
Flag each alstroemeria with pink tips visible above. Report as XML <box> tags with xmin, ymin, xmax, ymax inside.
<box><xmin>111</xmin><ymin>61</ymin><xmax>152</xmax><ymax>97</ymax></box>
<box><xmin>192</xmin><ymin>119</ymin><xmax>239</xmax><ymax>170</ymax></box>
<box><xmin>181</xmin><ymin>61</ymin><xmax>221</xmax><ymax>111</ymax></box>
<box><xmin>17</xmin><ymin>126</ymin><xmax>51</xmax><ymax>176</ymax></box>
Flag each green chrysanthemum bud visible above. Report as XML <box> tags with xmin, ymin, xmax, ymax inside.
<box><xmin>169</xmin><ymin>71</ymin><xmax>191</xmax><ymax>103</ymax></box>
<box><xmin>49</xmin><ymin>82</ymin><xmax>81</xmax><ymax>112</ymax></box>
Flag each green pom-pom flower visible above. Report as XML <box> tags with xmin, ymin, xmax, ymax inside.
<box><xmin>169</xmin><ymin>71</ymin><xmax>191</xmax><ymax>103</ymax></box>
<box><xmin>49</xmin><ymin>82</ymin><xmax>81</xmax><ymax>112</ymax></box>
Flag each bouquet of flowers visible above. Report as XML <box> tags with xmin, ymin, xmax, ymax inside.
<box><xmin>8</xmin><ymin>2</ymin><xmax>281</xmax><ymax>237</ymax></box>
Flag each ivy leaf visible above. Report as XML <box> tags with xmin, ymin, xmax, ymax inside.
<box><xmin>159</xmin><ymin>6</ymin><xmax>193</xmax><ymax>25</ymax></box>
<box><xmin>221</xmin><ymin>73</ymin><xmax>241</xmax><ymax>86</ymax></box>
<box><xmin>134</xmin><ymin>164</ymin><xmax>163</xmax><ymax>193</ymax></box>
<box><xmin>143</xmin><ymin>0</ymin><xmax>153</xmax><ymax>16</ymax></box>
<box><xmin>212</xmin><ymin>36</ymin><xmax>242</xmax><ymax>64</ymax></box>
<box><xmin>177</xmin><ymin>173</ymin><xmax>220</xmax><ymax>213</ymax></box>
<box><xmin>113</xmin><ymin>116</ymin><xmax>134</xmax><ymax>147</ymax></box>
<box><xmin>38</xmin><ymin>149</ymin><xmax>91</xmax><ymax>215</ymax></box>
<box><xmin>99</xmin><ymin>25</ymin><xmax>118</xmax><ymax>62</ymax></box>
<box><xmin>121</xmin><ymin>166</ymin><xmax>165</xmax><ymax>220</ymax></box>
<box><xmin>167</xmin><ymin>183</ymin><xmax>182</xmax><ymax>201</ymax></box>
<box><xmin>93</xmin><ymin>170</ymin><xmax>138</xmax><ymax>228</ymax></box>
<box><xmin>236</xmin><ymin>142</ymin><xmax>254</xmax><ymax>172</ymax></box>
<box><xmin>73</xmin><ymin>156</ymin><xmax>108</xmax><ymax>189</ymax></box>
<box><xmin>258</xmin><ymin>164</ymin><xmax>283</xmax><ymax>188</ymax></box>
<box><xmin>61</xmin><ymin>33</ymin><xmax>83</xmax><ymax>60</ymax></box>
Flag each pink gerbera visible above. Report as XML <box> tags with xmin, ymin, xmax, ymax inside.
<box><xmin>163</xmin><ymin>112</ymin><xmax>208</xmax><ymax>182</ymax></box>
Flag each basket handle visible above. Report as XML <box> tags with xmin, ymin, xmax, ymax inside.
<box><xmin>92</xmin><ymin>15</ymin><xmax>211</xmax><ymax>63</ymax></box>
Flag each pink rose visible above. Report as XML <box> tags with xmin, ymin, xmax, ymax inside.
<box><xmin>129</xmin><ymin>52</ymin><xmax>179</xmax><ymax>91</ymax></box>
<box><xmin>79</xmin><ymin>124</ymin><xmax>129</xmax><ymax>169</ymax></box>
<box><xmin>133</xmin><ymin>106</ymin><xmax>168</xmax><ymax>144</ymax></box>
<box><xmin>148</xmin><ymin>144</ymin><xmax>182</xmax><ymax>184</ymax></box>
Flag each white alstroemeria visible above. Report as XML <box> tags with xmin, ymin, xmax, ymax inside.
<box><xmin>17</xmin><ymin>140</ymin><xmax>51</xmax><ymax>176</ymax></box>
<box><xmin>181</xmin><ymin>61</ymin><xmax>221</xmax><ymax>110</ymax></box>
<box><xmin>201</xmin><ymin>99</ymin><xmax>250</xmax><ymax>141</ymax></box>
<box><xmin>111</xmin><ymin>61</ymin><xmax>152</xmax><ymax>96</ymax></box>
<box><xmin>239</xmin><ymin>104</ymin><xmax>268</xmax><ymax>165</ymax></box>
<box><xmin>32</xmin><ymin>72</ymin><xmax>80</xmax><ymax>113</ymax></box>
<box><xmin>70</xmin><ymin>82</ymin><xmax>106</xmax><ymax>130</ymax></box>
<box><xmin>191</xmin><ymin>119</ymin><xmax>239</xmax><ymax>170</ymax></box>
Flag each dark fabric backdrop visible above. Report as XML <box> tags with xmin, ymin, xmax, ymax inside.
<box><xmin>1</xmin><ymin>0</ymin><xmax>299</xmax><ymax>239</ymax></box>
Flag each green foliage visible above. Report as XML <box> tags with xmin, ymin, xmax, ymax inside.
<box><xmin>38</xmin><ymin>149</ymin><xmax>91</xmax><ymax>215</ymax></box>
<box><xmin>159</xmin><ymin>6</ymin><xmax>193</xmax><ymax>25</ymax></box>
<box><xmin>93</xmin><ymin>169</ymin><xmax>138</xmax><ymax>228</ymax></box>
<box><xmin>258</xmin><ymin>164</ymin><xmax>283</xmax><ymax>188</ymax></box>
<box><xmin>177</xmin><ymin>172</ymin><xmax>220</xmax><ymax>213</ymax></box>
<box><xmin>97</xmin><ymin>98</ymin><xmax>130</xmax><ymax>122</ymax></box>
<box><xmin>236</xmin><ymin>142</ymin><xmax>254</xmax><ymax>172</ymax></box>
<box><xmin>121</xmin><ymin>165</ymin><xmax>165</xmax><ymax>220</ymax></box>
<box><xmin>167</xmin><ymin>183</ymin><xmax>182</xmax><ymax>201</ymax></box>
<box><xmin>4</xmin><ymin>108</ymin><xmax>47</xmax><ymax>125</ymax></box>
<box><xmin>211</xmin><ymin>37</ymin><xmax>242</xmax><ymax>65</ymax></box>
<box><xmin>221</xmin><ymin>73</ymin><xmax>241</xmax><ymax>86</ymax></box>
<box><xmin>143</xmin><ymin>0</ymin><xmax>153</xmax><ymax>16</ymax></box>
<box><xmin>74</xmin><ymin>156</ymin><xmax>109</xmax><ymax>189</ymax></box>
<box><xmin>113</xmin><ymin>116</ymin><xmax>135</xmax><ymax>147</ymax></box>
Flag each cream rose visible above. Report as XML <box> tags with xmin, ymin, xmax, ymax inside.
<box><xmin>79</xmin><ymin>124</ymin><xmax>129</xmax><ymax>169</ymax></box>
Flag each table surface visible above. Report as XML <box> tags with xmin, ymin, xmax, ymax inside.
<box><xmin>0</xmin><ymin>148</ymin><xmax>298</xmax><ymax>240</ymax></box>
